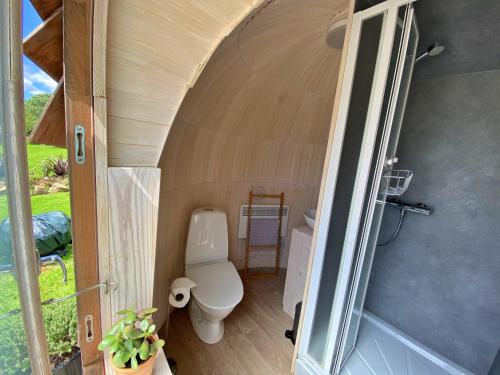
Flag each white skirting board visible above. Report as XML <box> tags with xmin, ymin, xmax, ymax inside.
<box><xmin>340</xmin><ymin>311</ymin><xmax>473</xmax><ymax>375</ymax></box>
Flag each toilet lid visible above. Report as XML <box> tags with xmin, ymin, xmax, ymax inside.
<box><xmin>187</xmin><ymin>261</ymin><xmax>243</xmax><ymax>310</ymax></box>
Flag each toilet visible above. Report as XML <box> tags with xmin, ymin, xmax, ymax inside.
<box><xmin>185</xmin><ymin>207</ymin><xmax>244</xmax><ymax>344</ymax></box>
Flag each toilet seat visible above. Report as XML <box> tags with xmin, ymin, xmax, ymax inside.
<box><xmin>187</xmin><ymin>261</ymin><xmax>243</xmax><ymax>310</ymax></box>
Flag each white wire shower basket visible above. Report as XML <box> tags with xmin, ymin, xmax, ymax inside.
<box><xmin>383</xmin><ymin>169</ymin><xmax>413</xmax><ymax>197</ymax></box>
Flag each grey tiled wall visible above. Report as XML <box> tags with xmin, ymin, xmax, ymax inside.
<box><xmin>366</xmin><ymin>69</ymin><xmax>500</xmax><ymax>374</ymax></box>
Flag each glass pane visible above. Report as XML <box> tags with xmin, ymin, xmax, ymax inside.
<box><xmin>0</xmin><ymin>113</ymin><xmax>32</xmax><ymax>375</ymax></box>
<box><xmin>306</xmin><ymin>13</ymin><xmax>384</xmax><ymax>366</ymax></box>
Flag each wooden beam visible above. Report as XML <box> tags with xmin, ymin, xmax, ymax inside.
<box><xmin>28</xmin><ymin>79</ymin><xmax>66</xmax><ymax>147</ymax></box>
<box><xmin>91</xmin><ymin>1</ymin><xmax>112</xmax><ymax>372</ymax></box>
<box><xmin>23</xmin><ymin>7</ymin><xmax>63</xmax><ymax>81</ymax></box>
<box><xmin>63</xmin><ymin>0</ymin><xmax>103</xmax><ymax>371</ymax></box>
<box><xmin>30</xmin><ymin>0</ymin><xmax>62</xmax><ymax>20</ymax></box>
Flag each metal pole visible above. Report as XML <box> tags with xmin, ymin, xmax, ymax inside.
<box><xmin>0</xmin><ymin>1</ymin><xmax>52</xmax><ymax>373</ymax></box>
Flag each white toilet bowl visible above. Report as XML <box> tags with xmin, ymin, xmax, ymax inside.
<box><xmin>184</xmin><ymin>208</ymin><xmax>244</xmax><ymax>344</ymax></box>
<box><xmin>188</xmin><ymin>297</ymin><xmax>235</xmax><ymax>344</ymax></box>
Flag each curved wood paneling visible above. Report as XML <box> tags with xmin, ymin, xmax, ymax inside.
<box><xmin>153</xmin><ymin>0</ymin><xmax>347</xmax><ymax>326</ymax></box>
<box><xmin>106</xmin><ymin>0</ymin><xmax>266</xmax><ymax>167</ymax></box>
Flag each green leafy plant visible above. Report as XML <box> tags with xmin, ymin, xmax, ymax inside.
<box><xmin>0</xmin><ymin>300</ymin><xmax>78</xmax><ymax>375</ymax></box>
<box><xmin>41</xmin><ymin>156</ymin><xmax>69</xmax><ymax>177</ymax></box>
<box><xmin>98</xmin><ymin>307</ymin><xmax>165</xmax><ymax>369</ymax></box>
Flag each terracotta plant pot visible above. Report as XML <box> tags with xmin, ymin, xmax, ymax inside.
<box><xmin>111</xmin><ymin>350</ymin><xmax>157</xmax><ymax>375</ymax></box>
<box><xmin>111</xmin><ymin>336</ymin><xmax>159</xmax><ymax>375</ymax></box>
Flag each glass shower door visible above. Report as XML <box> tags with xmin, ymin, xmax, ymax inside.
<box><xmin>335</xmin><ymin>7</ymin><xmax>419</xmax><ymax>372</ymax></box>
<box><xmin>295</xmin><ymin>2</ymin><xmax>418</xmax><ymax>375</ymax></box>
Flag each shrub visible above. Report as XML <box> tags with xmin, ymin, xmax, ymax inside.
<box><xmin>0</xmin><ymin>300</ymin><xmax>78</xmax><ymax>374</ymax></box>
<box><xmin>41</xmin><ymin>156</ymin><xmax>69</xmax><ymax>177</ymax></box>
<box><xmin>43</xmin><ymin>300</ymin><xmax>78</xmax><ymax>358</ymax></box>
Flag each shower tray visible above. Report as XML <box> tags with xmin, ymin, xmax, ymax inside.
<box><xmin>340</xmin><ymin>311</ymin><xmax>473</xmax><ymax>375</ymax></box>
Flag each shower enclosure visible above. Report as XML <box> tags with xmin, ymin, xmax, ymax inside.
<box><xmin>294</xmin><ymin>1</ymin><xmax>470</xmax><ymax>374</ymax></box>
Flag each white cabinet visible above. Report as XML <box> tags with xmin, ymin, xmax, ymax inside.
<box><xmin>283</xmin><ymin>226</ymin><xmax>312</xmax><ymax>318</ymax></box>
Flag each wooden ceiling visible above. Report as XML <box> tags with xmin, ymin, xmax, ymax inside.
<box><xmin>106</xmin><ymin>0</ymin><xmax>266</xmax><ymax>167</ymax></box>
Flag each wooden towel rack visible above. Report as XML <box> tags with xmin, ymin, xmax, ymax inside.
<box><xmin>244</xmin><ymin>191</ymin><xmax>285</xmax><ymax>277</ymax></box>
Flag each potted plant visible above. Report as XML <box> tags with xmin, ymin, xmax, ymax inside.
<box><xmin>98</xmin><ymin>307</ymin><xmax>165</xmax><ymax>375</ymax></box>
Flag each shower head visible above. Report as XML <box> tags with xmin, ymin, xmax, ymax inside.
<box><xmin>326</xmin><ymin>10</ymin><xmax>348</xmax><ymax>49</ymax></box>
<box><xmin>427</xmin><ymin>43</ymin><xmax>445</xmax><ymax>56</ymax></box>
<box><xmin>415</xmin><ymin>43</ymin><xmax>445</xmax><ymax>63</ymax></box>
<box><xmin>326</xmin><ymin>18</ymin><xmax>347</xmax><ymax>49</ymax></box>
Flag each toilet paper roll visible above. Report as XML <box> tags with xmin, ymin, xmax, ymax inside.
<box><xmin>169</xmin><ymin>277</ymin><xmax>197</xmax><ymax>308</ymax></box>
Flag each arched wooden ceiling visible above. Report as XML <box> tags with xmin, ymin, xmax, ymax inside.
<box><xmin>105</xmin><ymin>0</ymin><xmax>266</xmax><ymax>167</ymax></box>
<box><xmin>106</xmin><ymin>0</ymin><xmax>347</xmax><ymax>167</ymax></box>
<box><xmin>175</xmin><ymin>0</ymin><xmax>346</xmax><ymax>142</ymax></box>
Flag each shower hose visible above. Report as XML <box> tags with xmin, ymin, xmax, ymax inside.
<box><xmin>377</xmin><ymin>208</ymin><xmax>407</xmax><ymax>247</ymax></box>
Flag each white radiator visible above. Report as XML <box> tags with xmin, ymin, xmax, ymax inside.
<box><xmin>238</xmin><ymin>204</ymin><xmax>289</xmax><ymax>240</ymax></box>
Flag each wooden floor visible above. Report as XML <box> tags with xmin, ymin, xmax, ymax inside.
<box><xmin>165</xmin><ymin>270</ymin><xmax>295</xmax><ymax>375</ymax></box>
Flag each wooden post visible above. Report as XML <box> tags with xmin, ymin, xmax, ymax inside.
<box><xmin>244</xmin><ymin>191</ymin><xmax>253</xmax><ymax>277</ymax></box>
<box><xmin>0</xmin><ymin>1</ymin><xmax>51</xmax><ymax>373</ymax></box>
<box><xmin>63</xmin><ymin>0</ymin><xmax>103</xmax><ymax>371</ymax></box>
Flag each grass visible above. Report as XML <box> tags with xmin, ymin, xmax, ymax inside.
<box><xmin>0</xmin><ymin>247</ymin><xmax>77</xmax><ymax>374</ymax></box>
<box><xmin>0</xmin><ymin>142</ymin><xmax>74</xmax><ymax>311</ymax></box>
<box><xmin>0</xmin><ymin>192</ymin><xmax>70</xmax><ymax>222</ymax></box>
<box><xmin>26</xmin><ymin>144</ymin><xmax>68</xmax><ymax>180</ymax></box>
<box><xmin>0</xmin><ymin>143</ymin><xmax>70</xmax><ymax>221</ymax></box>
<box><xmin>0</xmin><ymin>248</ymin><xmax>75</xmax><ymax>313</ymax></box>
<box><xmin>0</xmin><ymin>143</ymin><xmax>76</xmax><ymax>373</ymax></box>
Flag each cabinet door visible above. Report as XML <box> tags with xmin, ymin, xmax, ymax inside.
<box><xmin>284</xmin><ymin>230</ymin><xmax>301</xmax><ymax>317</ymax></box>
<box><xmin>294</xmin><ymin>1</ymin><xmax>417</xmax><ymax>374</ymax></box>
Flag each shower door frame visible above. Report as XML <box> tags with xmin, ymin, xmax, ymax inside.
<box><xmin>294</xmin><ymin>1</ymin><xmax>416</xmax><ymax>374</ymax></box>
